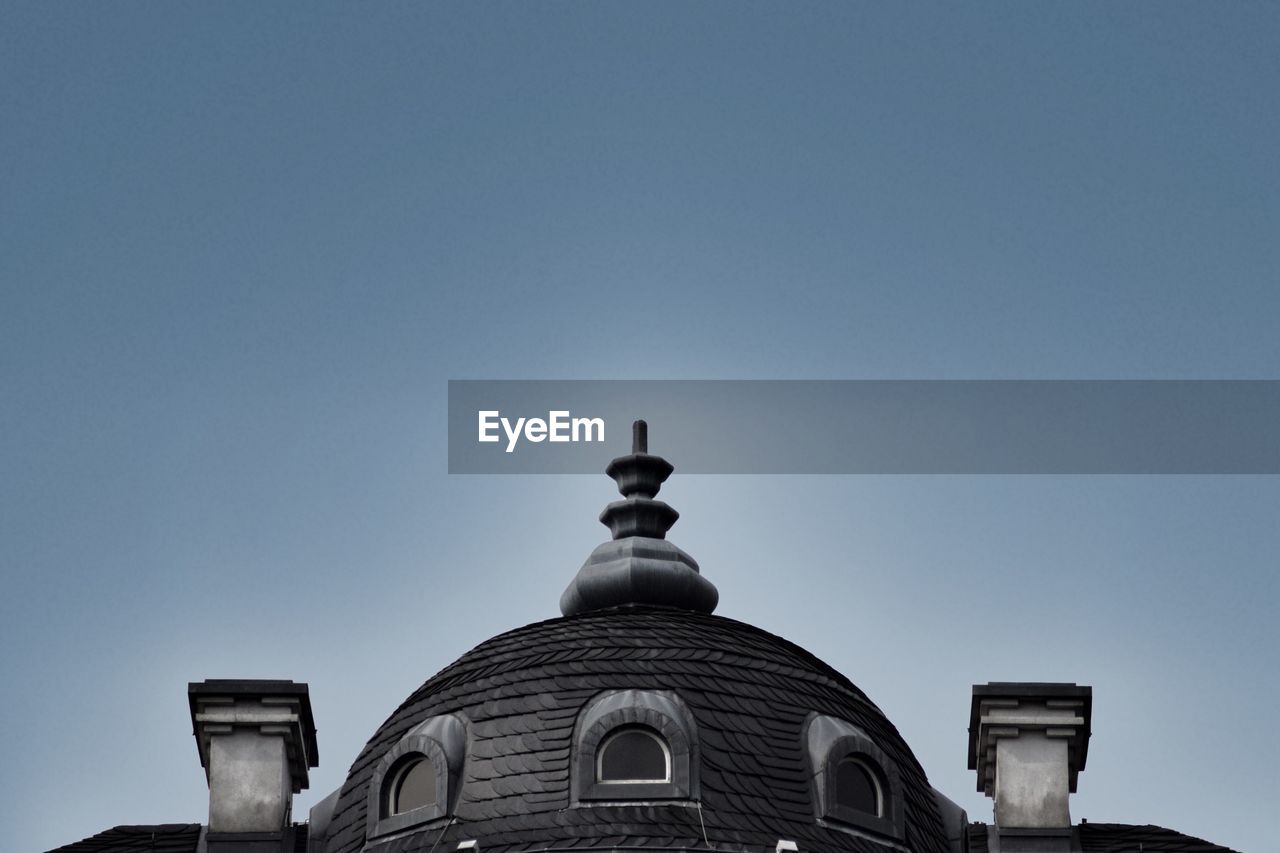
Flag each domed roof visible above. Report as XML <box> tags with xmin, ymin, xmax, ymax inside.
<box><xmin>324</xmin><ymin>607</ymin><xmax>950</xmax><ymax>853</ymax></box>
<box><xmin>322</xmin><ymin>426</ymin><xmax>950</xmax><ymax>853</ymax></box>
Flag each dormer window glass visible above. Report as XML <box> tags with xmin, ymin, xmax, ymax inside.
<box><xmin>387</xmin><ymin>755</ymin><xmax>437</xmax><ymax>816</ymax></box>
<box><xmin>834</xmin><ymin>756</ymin><xmax>881</xmax><ymax>816</ymax></box>
<box><xmin>597</xmin><ymin>727</ymin><xmax>671</xmax><ymax>783</ymax></box>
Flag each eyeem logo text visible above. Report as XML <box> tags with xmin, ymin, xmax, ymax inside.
<box><xmin>478</xmin><ymin>410</ymin><xmax>605</xmax><ymax>453</ymax></box>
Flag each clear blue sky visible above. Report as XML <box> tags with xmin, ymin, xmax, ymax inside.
<box><xmin>2</xmin><ymin>4</ymin><xmax>1276</xmax><ymax>852</ymax></box>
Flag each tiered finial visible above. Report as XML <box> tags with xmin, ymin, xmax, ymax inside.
<box><xmin>599</xmin><ymin>420</ymin><xmax>677</xmax><ymax>539</ymax></box>
<box><xmin>559</xmin><ymin>421</ymin><xmax>719</xmax><ymax>617</ymax></box>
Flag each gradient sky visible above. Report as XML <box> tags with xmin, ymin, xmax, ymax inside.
<box><xmin>2</xmin><ymin>4</ymin><xmax>1277</xmax><ymax>852</ymax></box>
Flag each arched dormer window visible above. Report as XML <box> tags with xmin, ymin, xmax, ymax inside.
<box><xmin>834</xmin><ymin>755</ymin><xmax>882</xmax><ymax>816</ymax></box>
<box><xmin>805</xmin><ymin>714</ymin><xmax>903</xmax><ymax>840</ymax></box>
<box><xmin>597</xmin><ymin>726</ymin><xmax>672</xmax><ymax>783</ymax></box>
<box><xmin>366</xmin><ymin>713</ymin><xmax>467</xmax><ymax>840</ymax></box>
<box><xmin>573</xmin><ymin>690</ymin><xmax>697</xmax><ymax>802</ymax></box>
<box><xmin>385</xmin><ymin>754</ymin><xmax>438</xmax><ymax>816</ymax></box>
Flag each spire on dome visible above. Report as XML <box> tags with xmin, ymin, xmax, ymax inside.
<box><xmin>559</xmin><ymin>420</ymin><xmax>719</xmax><ymax>617</ymax></box>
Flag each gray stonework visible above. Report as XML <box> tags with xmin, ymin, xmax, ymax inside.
<box><xmin>207</xmin><ymin>730</ymin><xmax>293</xmax><ymax>832</ymax></box>
<box><xmin>188</xmin><ymin>680</ymin><xmax>318</xmax><ymax>835</ymax></box>
<box><xmin>968</xmin><ymin>683</ymin><xmax>1091</xmax><ymax>853</ymax></box>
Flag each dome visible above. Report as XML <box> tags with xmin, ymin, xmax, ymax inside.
<box><xmin>320</xmin><ymin>424</ymin><xmax>951</xmax><ymax>853</ymax></box>
<box><xmin>323</xmin><ymin>608</ymin><xmax>950</xmax><ymax>853</ymax></box>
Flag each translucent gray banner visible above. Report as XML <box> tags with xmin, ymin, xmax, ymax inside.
<box><xmin>447</xmin><ymin>380</ymin><xmax>1280</xmax><ymax>474</ymax></box>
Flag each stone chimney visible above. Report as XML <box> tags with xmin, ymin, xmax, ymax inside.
<box><xmin>189</xmin><ymin>680</ymin><xmax>318</xmax><ymax>850</ymax></box>
<box><xmin>968</xmin><ymin>683</ymin><xmax>1091</xmax><ymax>853</ymax></box>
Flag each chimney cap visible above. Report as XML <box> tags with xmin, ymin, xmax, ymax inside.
<box><xmin>188</xmin><ymin>679</ymin><xmax>319</xmax><ymax>770</ymax></box>
<box><xmin>967</xmin><ymin>682</ymin><xmax>1092</xmax><ymax>771</ymax></box>
<box><xmin>967</xmin><ymin>682</ymin><xmax>1092</xmax><ymax>805</ymax></box>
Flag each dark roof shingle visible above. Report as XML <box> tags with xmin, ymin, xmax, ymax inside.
<box><xmin>46</xmin><ymin>825</ymin><xmax>201</xmax><ymax>853</ymax></box>
<box><xmin>1079</xmin><ymin>822</ymin><xmax>1239</xmax><ymax>853</ymax></box>
<box><xmin>325</xmin><ymin>607</ymin><xmax>951</xmax><ymax>853</ymax></box>
<box><xmin>968</xmin><ymin>822</ymin><xmax>1238</xmax><ymax>853</ymax></box>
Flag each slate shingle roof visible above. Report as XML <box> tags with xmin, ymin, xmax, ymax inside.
<box><xmin>47</xmin><ymin>824</ymin><xmax>313</xmax><ymax>853</ymax></box>
<box><xmin>323</xmin><ymin>607</ymin><xmax>950</xmax><ymax>853</ymax></box>
<box><xmin>967</xmin><ymin>823</ymin><xmax>1239</xmax><ymax>853</ymax></box>
<box><xmin>45</xmin><ymin>824</ymin><xmax>201</xmax><ymax>853</ymax></box>
<box><xmin>1079</xmin><ymin>822</ymin><xmax>1239</xmax><ymax>852</ymax></box>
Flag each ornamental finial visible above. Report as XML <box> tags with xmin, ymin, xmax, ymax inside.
<box><xmin>559</xmin><ymin>420</ymin><xmax>718</xmax><ymax>616</ymax></box>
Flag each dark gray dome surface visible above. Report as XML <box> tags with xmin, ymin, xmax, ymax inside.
<box><xmin>326</xmin><ymin>608</ymin><xmax>949</xmax><ymax>853</ymax></box>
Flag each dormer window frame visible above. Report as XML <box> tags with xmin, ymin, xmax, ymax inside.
<box><xmin>573</xmin><ymin>689</ymin><xmax>698</xmax><ymax>803</ymax></box>
<box><xmin>385</xmin><ymin>752</ymin><xmax>439</xmax><ymax>817</ymax></box>
<box><xmin>804</xmin><ymin>714</ymin><xmax>904</xmax><ymax>841</ymax></box>
<box><xmin>367</xmin><ymin>714</ymin><xmax>468</xmax><ymax>840</ymax></box>
<box><xmin>596</xmin><ymin>725</ymin><xmax>673</xmax><ymax>784</ymax></box>
<box><xmin>370</xmin><ymin>736</ymin><xmax>449</xmax><ymax>834</ymax></box>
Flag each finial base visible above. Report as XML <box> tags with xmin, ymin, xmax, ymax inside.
<box><xmin>559</xmin><ymin>537</ymin><xmax>719</xmax><ymax>617</ymax></box>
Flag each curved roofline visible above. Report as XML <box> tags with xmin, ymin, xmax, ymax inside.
<box><xmin>394</xmin><ymin>605</ymin><xmax>883</xmax><ymax>720</ymax></box>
